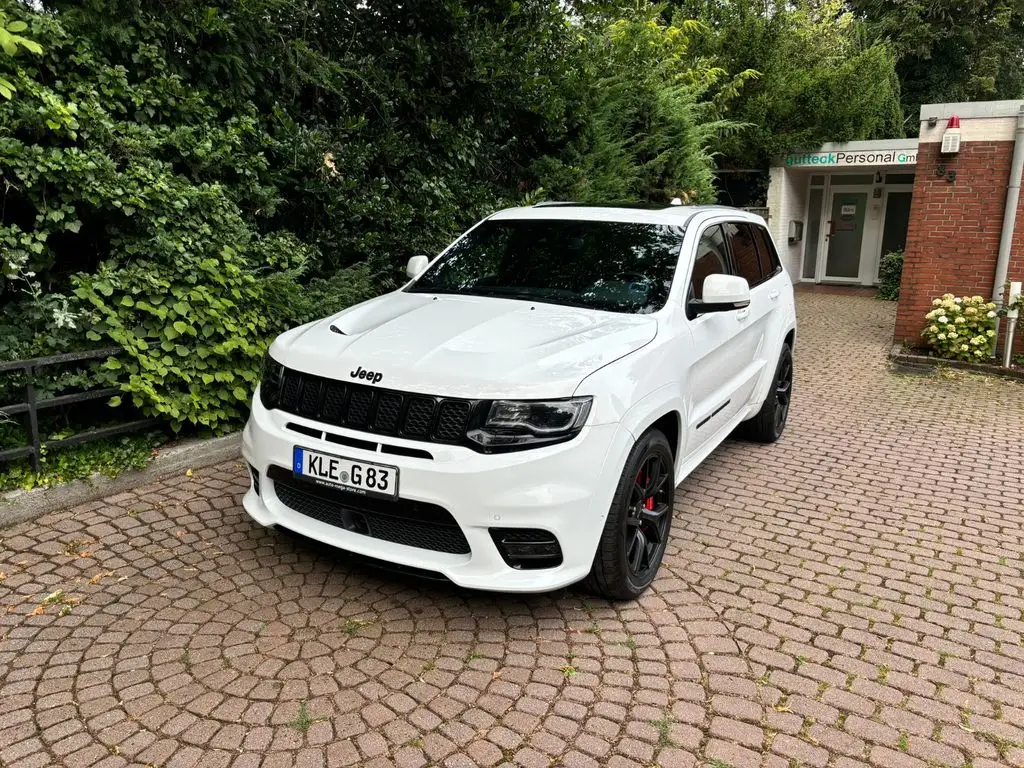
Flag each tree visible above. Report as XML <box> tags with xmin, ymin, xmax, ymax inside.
<box><xmin>532</xmin><ymin>9</ymin><xmax>750</xmax><ymax>203</ymax></box>
<box><xmin>849</xmin><ymin>0</ymin><xmax>1024</xmax><ymax>131</ymax></box>
<box><xmin>671</xmin><ymin>0</ymin><xmax>903</xmax><ymax>172</ymax></box>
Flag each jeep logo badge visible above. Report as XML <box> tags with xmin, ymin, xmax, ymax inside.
<box><xmin>350</xmin><ymin>366</ymin><xmax>383</xmax><ymax>384</ymax></box>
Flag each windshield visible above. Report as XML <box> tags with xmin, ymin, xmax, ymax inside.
<box><xmin>407</xmin><ymin>218</ymin><xmax>686</xmax><ymax>314</ymax></box>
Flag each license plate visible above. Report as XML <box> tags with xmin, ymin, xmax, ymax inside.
<box><xmin>292</xmin><ymin>446</ymin><xmax>399</xmax><ymax>498</ymax></box>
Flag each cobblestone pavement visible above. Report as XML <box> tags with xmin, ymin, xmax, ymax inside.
<box><xmin>2</xmin><ymin>293</ymin><xmax>1024</xmax><ymax>768</ymax></box>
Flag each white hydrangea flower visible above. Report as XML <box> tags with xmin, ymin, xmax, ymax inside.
<box><xmin>938</xmin><ymin>333</ymin><xmax>946</xmax><ymax>340</ymax></box>
<box><xmin>938</xmin><ymin>316</ymin><xmax>948</xmax><ymax>324</ymax></box>
<box><xmin>987</xmin><ymin>310</ymin><xmax>996</xmax><ymax>318</ymax></box>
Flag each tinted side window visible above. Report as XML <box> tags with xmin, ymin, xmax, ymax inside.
<box><xmin>753</xmin><ymin>225</ymin><xmax>782</xmax><ymax>279</ymax></box>
<box><xmin>690</xmin><ymin>225</ymin><xmax>729</xmax><ymax>300</ymax></box>
<box><xmin>723</xmin><ymin>221</ymin><xmax>763</xmax><ymax>286</ymax></box>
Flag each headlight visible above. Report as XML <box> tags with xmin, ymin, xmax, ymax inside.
<box><xmin>259</xmin><ymin>353</ymin><xmax>284</xmax><ymax>409</ymax></box>
<box><xmin>467</xmin><ymin>397</ymin><xmax>593</xmax><ymax>451</ymax></box>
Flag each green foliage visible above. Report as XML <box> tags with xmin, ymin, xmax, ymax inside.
<box><xmin>672</xmin><ymin>0</ymin><xmax>904</xmax><ymax>170</ymax></box>
<box><xmin>74</xmin><ymin>246</ymin><xmax>295</xmax><ymax>431</ymax></box>
<box><xmin>8</xmin><ymin>0</ymin><xmax>930</xmax><ymax>447</ymax></box>
<box><xmin>0</xmin><ymin>432</ymin><xmax>161</xmax><ymax>492</ymax></box>
<box><xmin>877</xmin><ymin>250</ymin><xmax>904</xmax><ymax>301</ymax></box>
<box><xmin>534</xmin><ymin>13</ymin><xmax>748</xmax><ymax>203</ymax></box>
<box><xmin>922</xmin><ymin>294</ymin><xmax>997</xmax><ymax>362</ymax></box>
<box><xmin>0</xmin><ymin>5</ymin><xmax>42</xmax><ymax>100</ymax></box>
<box><xmin>850</xmin><ymin>0</ymin><xmax>1024</xmax><ymax>130</ymax></box>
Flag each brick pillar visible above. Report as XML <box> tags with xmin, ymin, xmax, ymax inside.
<box><xmin>894</xmin><ymin>141</ymin><xmax>1017</xmax><ymax>344</ymax></box>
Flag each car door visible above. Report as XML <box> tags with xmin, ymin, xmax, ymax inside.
<box><xmin>681</xmin><ymin>222</ymin><xmax>752</xmax><ymax>458</ymax></box>
<box><xmin>720</xmin><ymin>219</ymin><xmax>779</xmax><ymax>407</ymax></box>
<box><xmin>751</xmin><ymin>221</ymin><xmax>791</xmax><ymax>350</ymax></box>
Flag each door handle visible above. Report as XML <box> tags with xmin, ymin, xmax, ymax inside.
<box><xmin>768</xmin><ymin>290</ymin><xmax>780</xmax><ymax>301</ymax></box>
<box><xmin>736</xmin><ymin>308</ymin><xmax>750</xmax><ymax>320</ymax></box>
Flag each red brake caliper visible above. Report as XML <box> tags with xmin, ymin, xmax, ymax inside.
<box><xmin>637</xmin><ymin>470</ymin><xmax>655</xmax><ymax>511</ymax></box>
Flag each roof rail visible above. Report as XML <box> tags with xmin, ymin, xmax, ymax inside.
<box><xmin>531</xmin><ymin>201</ymin><xmax>581</xmax><ymax>207</ymax></box>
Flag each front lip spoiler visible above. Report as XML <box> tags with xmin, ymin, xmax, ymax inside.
<box><xmin>273</xmin><ymin>525</ymin><xmax>453</xmax><ymax>584</ymax></box>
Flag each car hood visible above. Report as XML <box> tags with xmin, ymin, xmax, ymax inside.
<box><xmin>270</xmin><ymin>291</ymin><xmax>658</xmax><ymax>399</ymax></box>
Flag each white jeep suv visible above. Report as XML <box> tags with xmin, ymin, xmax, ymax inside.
<box><xmin>242</xmin><ymin>203</ymin><xmax>796</xmax><ymax>599</ymax></box>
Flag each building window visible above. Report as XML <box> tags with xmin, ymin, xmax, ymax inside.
<box><xmin>885</xmin><ymin>173</ymin><xmax>915</xmax><ymax>185</ymax></box>
<box><xmin>831</xmin><ymin>174</ymin><xmax>874</xmax><ymax>186</ymax></box>
<box><xmin>810</xmin><ymin>174</ymin><xmax>826</xmax><ymax>186</ymax></box>
<box><xmin>802</xmin><ymin>188</ymin><xmax>823</xmax><ymax>280</ymax></box>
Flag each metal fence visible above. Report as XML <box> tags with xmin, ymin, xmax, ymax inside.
<box><xmin>0</xmin><ymin>348</ymin><xmax>157</xmax><ymax>473</ymax></box>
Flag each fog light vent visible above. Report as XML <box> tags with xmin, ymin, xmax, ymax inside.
<box><xmin>489</xmin><ymin>528</ymin><xmax>563</xmax><ymax>570</ymax></box>
<box><xmin>248</xmin><ymin>464</ymin><xmax>261</xmax><ymax>496</ymax></box>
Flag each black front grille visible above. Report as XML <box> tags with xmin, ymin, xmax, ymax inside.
<box><xmin>271</xmin><ymin>369</ymin><xmax>475</xmax><ymax>445</ymax></box>
<box><xmin>269</xmin><ymin>467</ymin><xmax>471</xmax><ymax>555</ymax></box>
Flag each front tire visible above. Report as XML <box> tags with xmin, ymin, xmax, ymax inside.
<box><xmin>739</xmin><ymin>343</ymin><xmax>793</xmax><ymax>443</ymax></box>
<box><xmin>584</xmin><ymin>429</ymin><xmax>674</xmax><ymax>600</ymax></box>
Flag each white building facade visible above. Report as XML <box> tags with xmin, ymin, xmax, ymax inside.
<box><xmin>766</xmin><ymin>138</ymin><xmax>918</xmax><ymax>286</ymax></box>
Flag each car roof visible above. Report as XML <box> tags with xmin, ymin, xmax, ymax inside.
<box><xmin>488</xmin><ymin>203</ymin><xmax>763</xmax><ymax>227</ymax></box>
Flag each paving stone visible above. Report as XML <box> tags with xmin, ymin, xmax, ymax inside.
<box><xmin>1</xmin><ymin>293</ymin><xmax>1023</xmax><ymax>766</ymax></box>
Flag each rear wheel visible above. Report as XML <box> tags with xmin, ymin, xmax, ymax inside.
<box><xmin>739</xmin><ymin>343</ymin><xmax>792</xmax><ymax>443</ymax></box>
<box><xmin>584</xmin><ymin>429</ymin><xmax>674</xmax><ymax>600</ymax></box>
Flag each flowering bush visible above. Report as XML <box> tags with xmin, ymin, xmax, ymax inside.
<box><xmin>921</xmin><ymin>294</ymin><xmax>997</xmax><ymax>362</ymax></box>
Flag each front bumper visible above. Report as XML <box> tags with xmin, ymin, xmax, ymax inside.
<box><xmin>240</xmin><ymin>394</ymin><xmax>634</xmax><ymax>592</ymax></box>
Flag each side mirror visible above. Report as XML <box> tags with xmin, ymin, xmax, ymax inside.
<box><xmin>406</xmin><ymin>255</ymin><xmax>429</xmax><ymax>279</ymax></box>
<box><xmin>688</xmin><ymin>274</ymin><xmax>751</xmax><ymax>316</ymax></box>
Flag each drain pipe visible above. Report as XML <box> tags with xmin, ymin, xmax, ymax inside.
<box><xmin>992</xmin><ymin>104</ymin><xmax>1024</xmax><ymax>352</ymax></box>
<box><xmin>1004</xmin><ymin>281</ymin><xmax>1021</xmax><ymax>367</ymax></box>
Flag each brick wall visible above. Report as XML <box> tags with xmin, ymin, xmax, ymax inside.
<box><xmin>894</xmin><ymin>140</ymin><xmax>1024</xmax><ymax>344</ymax></box>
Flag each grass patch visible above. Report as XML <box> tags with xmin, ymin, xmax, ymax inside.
<box><xmin>344</xmin><ymin>618</ymin><xmax>374</xmax><ymax>637</ymax></box>
<box><xmin>289</xmin><ymin>699</ymin><xmax>313</xmax><ymax>733</ymax></box>
<box><xmin>652</xmin><ymin>714</ymin><xmax>673</xmax><ymax>747</ymax></box>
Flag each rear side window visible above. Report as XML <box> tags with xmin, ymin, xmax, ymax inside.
<box><xmin>723</xmin><ymin>221</ymin><xmax>763</xmax><ymax>287</ymax></box>
<box><xmin>753</xmin><ymin>225</ymin><xmax>782</xmax><ymax>279</ymax></box>
<box><xmin>690</xmin><ymin>225</ymin><xmax>729</xmax><ymax>300</ymax></box>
